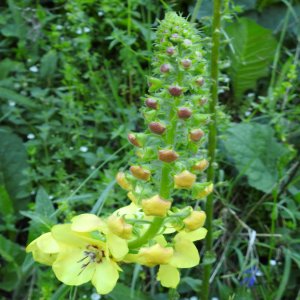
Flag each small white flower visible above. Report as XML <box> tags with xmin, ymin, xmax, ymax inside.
<box><xmin>270</xmin><ymin>259</ymin><xmax>277</xmax><ymax>266</ymax></box>
<box><xmin>256</xmin><ymin>270</ymin><xmax>263</xmax><ymax>276</ymax></box>
<box><xmin>91</xmin><ymin>293</ymin><xmax>101</xmax><ymax>300</ymax></box>
<box><xmin>98</xmin><ymin>11</ymin><xmax>104</xmax><ymax>16</ymax></box>
<box><xmin>27</xmin><ymin>133</ymin><xmax>35</xmax><ymax>140</ymax></box>
<box><xmin>56</xmin><ymin>25</ymin><xmax>63</xmax><ymax>30</ymax></box>
<box><xmin>29</xmin><ymin>66</ymin><xmax>38</xmax><ymax>73</ymax></box>
<box><xmin>84</xmin><ymin>27</ymin><xmax>91</xmax><ymax>33</ymax></box>
<box><xmin>190</xmin><ymin>297</ymin><xmax>198</xmax><ymax>300</ymax></box>
<box><xmin>245</xmin><ymin>111</ymin><xmax>251</xmax><ymax>116</ymax></box>
<box><xmin>80</xmin><ymin>146</ymin><xmax>88</xmax><ymax>153</ymax></box>
<box><xmin>211</xmin><ymin>298</ymin><xmax>219</xmax><ymax>300</ymax></box>
<box><xmin>76</xmin><ymin>28</ymin><xmax>83</xmax><ymax>34</ymax></box>
<box><xmin>9</xmin><ymin>101</ymin><xmax>16</xmax><ymax>107</ymax></box>
<box><xmin>90</xmin><ymin>166</ymin><xmax>95</xmax><ymax>170</ymax></box>
<box><xmin>49</xmin><ymin>195</ymin><xmax>54</xmax><ymax>200</ymax></box>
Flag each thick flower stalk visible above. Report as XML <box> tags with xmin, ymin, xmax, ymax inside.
<box><xmin>26</xmin><ymin>12</ymin><xmax>212</xmax><ymax>295</ymax></box>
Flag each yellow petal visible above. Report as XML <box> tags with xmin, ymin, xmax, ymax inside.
<box><xmin>106</xmin><ymin>232</ymin><xmax>128</xmax><ymax>260</ymax></box>
<box><xmin>139</xmin><ymin>244</ymin><xmax>173</xmax><ymax>266</ymax></box>
<box><xmin>170</xmin><ymin>238</ymin><xmax>199</xmax><ymax>268</ymax></box>
<box><xmin>113</xmin><ymin>203</ymin><xmax>140</xmax><ymax>217</ymax></box>
<box><xmin>52</xmin><ymin>247</ymin><xmax>95</xmax><ymax>285</ymax></box>
<box><xmin>52</xmin><ymin>224</ymin><xmax>104</xmax><ymax>248</ymax></box>
<box><xmin>26</xmin><ymin>233</ymin><xmax>59</xmax><ymax>266</ymax></box>
<box><xmin>176</xmin><ymin>227</ymin><xmax>207</xmax><ymax>242</ymax></box>
<box><xmin>157</xmin><ymin>265</ymin><xmax>180</xmax><ymax>288</ymax></box>
<box><xmin>92</xmin><ymin>259</ymin><xmax>119</xmax><ymax>294</ymax></box>
<box><xmin>71</xmin><ymin>214</ymin><xmax>106</xmax><ymax>232</ymax></box>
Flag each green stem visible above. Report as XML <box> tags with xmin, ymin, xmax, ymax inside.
<box><xmin>202</xmin><ymin>0</ymin><xmax>222</xmax><ymax>299</ymax></box>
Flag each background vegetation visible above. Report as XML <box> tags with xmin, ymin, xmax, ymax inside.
<box><xmin>0</xmin><ymin>0</ymin><xmax>299</xmax><ymax>299</ymax></box>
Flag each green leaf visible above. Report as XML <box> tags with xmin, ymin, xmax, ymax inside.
<box><xmin>0</xmin><ymin>87</ymin><xmax>36</xmax><ymax>108</ymax></box>
<box><xmin>40</xmin><ymin>50</ymin><xmax>58</xmax><ymax>80</ymax></box>
<box><xmin>0</xmin><ymin>128</ymin><xmax>31</xmax><ymax>211</ymax></box>
<box><xmin>0</xmin><ymin>234</ymin><xmax>25</xmax><ymax>291</ymax></box>
<box><xmin>35</xmin><ymin>187</ymin><xmax>56</xmax><ymax>222</ymax></box>
<box><xmin>226</xmin><ymin>18</ymin><xmax>277</xmax><ymax>100</ymax></box>
<box><xmin>224</xmin><ymin>122</ymin><xmax>291</xmax><ymax>193</ymax></box>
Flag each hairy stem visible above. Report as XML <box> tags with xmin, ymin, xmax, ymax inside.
<box><xmin>201</xmin><ymin>0</ymin><xmax>222</xmax><ymax>299</ymax></box>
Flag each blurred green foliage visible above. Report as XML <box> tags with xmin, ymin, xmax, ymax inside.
<box><xmin>0</xmin><ymin>0</ymin><xmax>299</xmax><ymax>299</ymax></box>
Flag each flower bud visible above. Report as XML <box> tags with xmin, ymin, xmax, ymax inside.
<box><xmin>183</xmin><ymin>210</ymin><xmax>206</xmax><ymax>231</ymax></box>
<box><xmin>148</xmin><ymin>77</ymin><xmax>162</xmax><ymax>92</ymax></box>
<box><xmin>200</xmin><ymin>97</ymin><xmax>207</xmax><ymax>105</ymax></box>
<box><xmin>190</xmin><ymin>129</ymin><xmax>204</xmax><ymax>142</ymax></box>
<box><xmin>195</xmin><ymin>77</ymin><xmax>204</xmax><ymax>86</ymax></box>
<box><xmin>130</xmin><ymin>166</ymin><xmax>151</xmax><ymax>181</ymax></box>
<box><xmin>168</xmin><ymin>85</ymin><xmax>183</xmax><ymax>97</ymax></box>
<box><xmin>128</xmin><ymin>133</ymin><xmax>141</xmax><ymax>147</ymax></box>
<box><xmin>192</xmin><ymin>159</ymin><xmax>209</xmax><ymax>172</ymax></box>
<box><xmin>139</xmin><ymin>244</ymin><xmax>173</xmax><ymax>266</ymax></box>
<box><xmin>183</xmin><ymin>39</ymin><xmax>192</xmax><ymax>47</ymax></box>
<box><xmin>141</xmin><ymin>195</ymin><xmax>171</xmax><ymax>217</ymax></box>
<box><xmin>177</xmin><ymin>107</ymin><xmax>192</xmax><ymax>119</ymax></box>
<box><xmin>116</xmin><ymin>172</ymin><xmax>132</xmax><ymax>191</ymax></box>
<box><xmin>174</xmin><ymin>170</ymin><xmax>196</xmax><ymax>189</ymax></box>
<box><xmin>166</xmin><ymin>47</ymin><xmax>175</xmax><ymax>55</ymax></box>
<box><xmin>107</xmin><ymin>215</ymin><xmax>132</xmax><ymax>239</ymax></box>
<box><xmin>160</xmin><ymin>64</ymin><xmax>171</xmax><ymax>73</ymax></box>
<box><xmin>192</xmin><ymin>182</ymin><xmax>213</xmax><ymax>199</ymax></box>
<box><xmin>158</xmin><ymin>149</ymin><xmax>179</xmax><ymax>163</ymax></box>
<box><xmin>181</xmin><ymin>59</ymin><xmax>192</xmax><ymax>69</ymax></box>
<box><xmin>145</xmin><ymin>98</ymin><xmax>158</xmax><ymax>109</ymax></box>
<box><xmin>149</xmin><ymin>122</ymin><xmax>166</xmax><ymax>135</ymax></box>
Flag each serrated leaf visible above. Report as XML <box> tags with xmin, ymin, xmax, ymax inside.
<box><xmin>0</xmin><ymin>128</ymin><xmax>31</xmax><ymax>211</ymax></box>
<box><xmin>226</xmin><ymin>18</ymin><xmax>277</xmax><ymax>100</ymax></box>
<box><xmin>224</xmin><ymin>122</ymin><xmax>291</xmax><ymax>193</ymax></box>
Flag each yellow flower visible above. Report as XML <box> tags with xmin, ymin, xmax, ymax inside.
<box><xmin>141</xmin><ymin>195</ymin><xmax>171</xmax><ymax>217</ymax></box>
<box><xmin>26</xmin><ymin>232</ymin><xmax>59</xmax><ymax>266</ymax></box>
<box><xmin>183</xmin><ymin>210</ymin><xmax>206</xmax><ymax>231</ymax></box>
<box><xmin>157</xmin><ymin>227</ymin><xmax>207</xmax><ymax>288</ymax></box>
<box><xmin>51</xmin><ymin>214</ymin><xmax>128</xmax><ymax>294</ymax></box>
<box><xmin>174</xmin><ymin>170</ymin><xmax>196</xmax><ymax>189</ymax></box>
<box><xmin>192</xmin><ymin>159</ymin><xmax>209</xmax><ymax>172</ymax></box>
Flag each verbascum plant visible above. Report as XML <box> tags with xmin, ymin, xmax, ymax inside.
<box><xmin>26</xmin><ymin>12</ymin><xmax>212</xmax><ymax>295</ymax></box>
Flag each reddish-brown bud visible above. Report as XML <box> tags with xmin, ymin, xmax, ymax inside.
<box><xmin>128</xmin><ymin>133</ymin><xmax>141</xmax><ymax>147</ymax></box>
<box><xmin>149</xmin><ymin>122</ymin><xmax>166</xmax><ymax>135</ymax></box>
<box><xmin>130</xmin><ymin>166</ymin><xmax>151</xmax><ymax>181</ymax></box>
<box><xmin>158</xmin><ymin>149</ymin><xmax>179</xmax><ymax>163</ymax></box>
<box><xmin>181</xmin><ymin>59</ymin><xmax>192</xmax><ymax>69</ymax></box>
<box><xmin>190</xmin><ymin>129</ymin><xmax>205</xmax><ymax>142</ymax></box>
<box><xmin>145</xmin><ymin>98</ymin><xmax>158</xmax><ymax>109</ymax></box>
<box><xmin>160</xmin><ymin>64</ymin><xmax>171</xmax><ymax>73</ymax></box>
<box><xmin>166</xmin><ymin>47</ymin><xmax>175</xmax><ymax>55</ymax></box>
<box><xmin>168</xmin><ymin>85</ymin><xmax>183</xmax><ymax>97</ymax></box>
<box><xmin>196</xmin><ymin>77</ymin><xmax>205</xmax><ymax>86</ymax></box>
<box><xmin>177</xmin><ymin>107</ymin><xmax>192</xmax><ymax>119</ymax></box>
<box><xmin>192</xmin><ymin>159</ymin><xmax>209</xmax><ymax>172</ymax></box>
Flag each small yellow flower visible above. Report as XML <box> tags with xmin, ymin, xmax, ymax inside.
<box><xmin>116</xmin><ymin>172</ymin><xmax>132</xmax><ymax>191</ymax></box>
<box><xmin>174</xmin><ymin>170</ymin><xmax>196</xmax><ymax>189</ymax></box>
<box><xmin>192</xmin><ymin>182</ymin><xmax>214</xmax><ymax>199</ymax></box>
<box><xmin>137</xmin><ymin>244</ymin><xmax>174</xmax><ymax>267</ymax></box>
<box><xmin>183</xmin><ymin>210</ymin><xmax>206</xmax><ymax>231</ymax></box>
<box><xmin>26</xmin><ymin>232</ymin><xmax>59</xmax><ymax>266</ymax></box>
<box><xmin>192</xmin><ymin>159</ymin><xmax>209</xmax><ymax>172</ymax></box>
<box><xmin>157</xmin><ymin>227</ymin><xmax>207</xmax><ymax>288</ymax></box>
<box><xmin>107</xmin><ymin>215</ymin><xmax>132</xmax><ymax>239</ymax></box>
<box><xmin>130</xmin><ymin>165</ymin><xmax>151</xmax><ymax>181</ymax></box>
<box><xmin>141</xmin><ymin>195</ymin><xmax>171</xmax><ymax>217</ymax></box>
